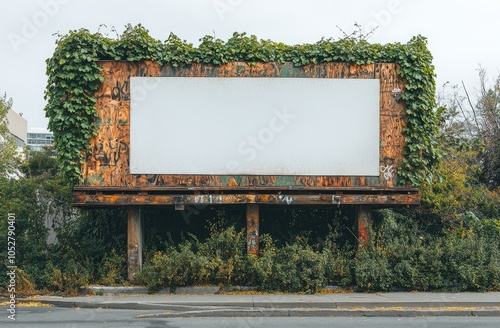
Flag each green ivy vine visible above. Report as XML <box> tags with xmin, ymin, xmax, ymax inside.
<box><xmin>45</xmin><ymin>24</ymin><xmax>439</xmax><ymax>186</ymax></box>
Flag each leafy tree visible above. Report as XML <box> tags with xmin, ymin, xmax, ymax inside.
<box><xmin>448</xmin><ymin>68</ymin><xmax>500</xmax><ymax>189</ymax></box>
<box><xmin>420</xmin><ymin>71</ymin><xmax>500</xmax><ymax>224</ymax></box>
<box><xmin>475</xmin><ymin>69</ymin><xmax>500</xmax><ymax>188</ymax></box>
<box><xmin>21</xmin><ymin>146</ymin><xmax>58</xmax><ymax>178</ymax></box>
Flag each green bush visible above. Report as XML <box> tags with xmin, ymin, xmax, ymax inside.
<box><xmin>354</xmin><ymin>209</ymin><xmax>500</xmax><ymax>292</ymax></box>
<box><xmin>441</xmin><ymin>232</ymin><xmax>500</xmax><ymax>291</ymax></box>
<box><xmin>323</xmin><ymin>249</ymin><xmax>353</xmax><ymax>287</ymax></box>
<box><xmin>355</xmin><ymin>248</ymin><xmax>394</xmax><ymax>291</ymax></box>
<box><xmin>12</xmin><ymin>268</ymin><xmax>36</xmax><ymax>297</ymax></box>
<box><xmin>137</xmin><ymin>225</ymin><xmax>253</xmax><ymax>292</ymax></box>
<box><xmin>420</xmin><ymin>148</ymin><xmax>500</xmax><ymax>223</ymax></box>
<box><xmin>97</xmin><ymin>249</ymin><xmax>127</xmax><ymax>286</ymax></box>
<box><xmin>138</xmin><ymin>227</ymin><xmax>330</xmax><ymax>293</ymax></box>
<box><xmin>138</xmin><ymin>243</ymin><xmax>213</xmax><ymax>293</ymax></box>
<box><xmin>258</xmin><ymin>243</ymin><xmax>327</xmax><ymax>293</ymax></box>
<box><xmin>197</xmin><ymin>226</ymin><xmax>248</xmax><ymax>285</ymax></box>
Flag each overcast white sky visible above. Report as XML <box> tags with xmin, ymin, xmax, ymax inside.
<box><xmin>1</xmin><ymin>0</ymin><xmax>499</xmax><ymax>130</ymax></box>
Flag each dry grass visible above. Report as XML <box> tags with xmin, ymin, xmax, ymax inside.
<box><xmin>220</xmin><ymin>288</ymin><xmax>354</xmax><ymax>295</ymax></box>
<box><xmin>0</xmin><ymin>301</ymin><xmax>53</xmax><ymax>307</ymax></box>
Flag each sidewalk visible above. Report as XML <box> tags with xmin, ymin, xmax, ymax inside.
<box><xmin>28</xmin><ymin>292</ymin><xmax>500</xmax><ymax>317</ymax></box>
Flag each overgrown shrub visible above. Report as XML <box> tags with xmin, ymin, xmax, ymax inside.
<box><xmin>257</xmin><ymin>243</ymin><xmax>327</xmax><ymax>293</ymax></box>
<box><xmin>354</xmin><ymin>209</ymin><xmax>500</xmax><ymax>292</ymax></box>
<box><xmin>355</xmin><ymin>248</ymin><xmax>394</xmax><ymax>291</ymax></box>
<box><xmin>97</xmin><ymin>249</ymin><xmax>127</xmax><ymax>286</ymax></box>
<box><xmin>197</xmin><ymin>226</ymin><xmax>248</xmax><ymax>285</ymax></box>
<box><xmin>138</xmin><ymin>244</ymin><xmax>213</xmax><ymax>293</ymax></box>
<box><xmin>138</xmin><ymin>227</ymin><xmax>331</xmax><ymax>293</ymax></box>
<box><xmin>421</xmin><ymin>149</ymin><xmax>500</xmax><ymax>223</ymax></box>
<box><xmin>48</xmin><ymin>259</ymin><xmax>91</xmax><ymax>295</ymax></box>
<box><xmin>13</xmin><ymin>268</ymin><xmax>36</xmax><ymax>297</ymax></box>
<box><xmin>441</xmin><ymin>231</ymin><xmax>500</xmax><ymax>291</ymax></box>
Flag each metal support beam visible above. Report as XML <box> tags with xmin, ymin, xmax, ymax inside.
<box><xmin>73</xmin><ymin>192</ymin><xmax>420</xmax><ymax>207</ymax></box>
<box><xmin>356</xmin><ymin>205</ymin><xmax>372</xmax><ymax>248</ymax></box>
<box><xmin>127</xmin><ymin>207</ymin><xmax>143</xmax><ymax>281</ymax></box>
<box><xmin>246</xmin><ymin>204</ymin><xmax>259</xmax><ymax>255</ymax></box>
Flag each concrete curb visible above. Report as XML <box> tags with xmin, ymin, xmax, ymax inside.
<box><xmin>335</xmin><ymin>301</ymin><xmax>500</xmax><ymax>309</ymax></box>
<box><xmin>35</xmin><ymin>299</ymin><xmax>500</xmax><ymax>310</ymax></box>
<box><xmin>32</xmin><ymin>300</ymin><xmax>251</xmax><ymax>312</ymax></box>
<box><xmin>28</xmin><ymin>298</ymin><xmax>500</xmax><ymax>317</ymax></box>
<box><xmin>136</xmin><ymin>308</ymin><xmax>500</xmax><ymax>318</ymax></box>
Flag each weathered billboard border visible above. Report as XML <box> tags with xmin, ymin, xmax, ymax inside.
<box><xmin>75</xmin><ymin>61</ymin><xmax>412</xmax><ymax>198</ymax></box>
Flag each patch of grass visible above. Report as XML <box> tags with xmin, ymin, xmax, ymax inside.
<box><xmin>0</xmin><ymin>301</ymin><xmax>53</xmax><ymax>307</ymax></box>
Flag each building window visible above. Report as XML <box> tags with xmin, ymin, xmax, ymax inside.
<box><xmin>27</xmin><ymin>132</ymin><xmax>54</xmax><ymax>151</ymax></box>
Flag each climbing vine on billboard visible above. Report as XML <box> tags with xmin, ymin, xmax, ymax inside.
<box><xmin>45</xmin><ymin>24</ymin><xmax>439</xmax><ymax>186</ymax></box>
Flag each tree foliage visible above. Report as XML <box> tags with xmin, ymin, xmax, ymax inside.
<box><xmin>419</xmin><ymin>71</ymin><xmax>500</xmax><ymax>224</ymax></box>
<box><xmin>475</xmin><ymin>70</ymin><xmax>500</xmax><ymax>188</ymax></box>
<box><xmin>439</xmin><ymin>69</ymin><xmax>500</xmax><ymax>189</ymax></box>
<box><xmin>21</xmin><ymin>146</ymin><xmax>58</xmax><ymax>178</ymax></box>
<box><xmin>0</xmin><ymin>145</ymin><xmax>126</xmax><ymax>295</ymax></box>
<box><xmin>45</xmin><ymin>24</ymin><xmax>439</xmax><ymax>186</ymax></box>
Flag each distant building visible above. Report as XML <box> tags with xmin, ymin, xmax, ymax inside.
<box><xmin>27</xmin><ymin>129</ymin><xmax>54</xmax><ymax>151</ymax></box>
<box><xmin>6</xmin><ymin>108</ymin><xmax>27</xmax><ymax>149</ymax></box>
<box><xmin>1</xmin><ymin>109</ymin><xmax>27</xmax><ymax>179</ymax></box>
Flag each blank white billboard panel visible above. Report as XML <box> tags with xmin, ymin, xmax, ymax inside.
<box><xmin>130</xmin><ymin>77</ymin><xmax>380</xmax><ymax>176</ymax></box>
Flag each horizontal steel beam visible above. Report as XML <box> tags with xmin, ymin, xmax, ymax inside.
<box><xmin>73</xmin><ymin>186</ymin><xmax>418</xmax><ymax>192</ymax></box>
<box><xmin>72</xmin><ymin>193</ymin><xmax>419</xmax><ymax>207</ymax></box>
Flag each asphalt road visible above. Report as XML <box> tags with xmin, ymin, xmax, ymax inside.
<box><xmin>1</xmin><ymin>307</ymin><xmax>498</xmax><ymax>328</ymax></box>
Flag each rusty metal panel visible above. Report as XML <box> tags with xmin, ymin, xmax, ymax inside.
<box><xmin>127</xmin><ymin>207</ymin><xmax>143</xmax><ymax>280</ymax></box>
<box><xmin>72</xmin><ymin>192</ymin><xmax>420</xmax><ymax>206</ymax></box>
<box><xmin>246</xmin><ymin>204</ymin><xmax>259</xmax><ymax>255</ymax></box>
<box><xmin>77</xmin><ymin>61</ymin><xmax>412</xmax><ymax>204</ymax></box>
<box><xmin>130</xmin><ymin>77</ymin><xmax>380</xmax><ymax>176</ymax></box>
<box><xmin>356</xmin><ymin>205</ymin><xmax>372</xmax><ymax>247</ymax></box>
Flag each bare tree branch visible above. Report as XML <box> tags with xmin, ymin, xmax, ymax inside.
<box><xmin>461</xmin><ymin>80</ymin><xmax>481</xmax><ymax>132</ymax></box>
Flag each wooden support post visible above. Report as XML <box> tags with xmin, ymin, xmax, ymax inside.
<box><xmin>246</xmin><ymin>204</ymin><xmax>259</xmax><ymax>255</ymax></box>
<box><xmin>127</xmin><ymin>207</ymin><xmax>143</xmax><ymax>281</ymax></box>
<box><xmin>356</xmin><ymin>205</ymin><xmax>372</xmax><ymax>248</ymax></box>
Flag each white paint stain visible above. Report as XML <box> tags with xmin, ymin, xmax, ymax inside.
<box><xmin>380</xmin><ymin>165</ymin><xmax>395</xmax><ymax>180</ymax></box>
<box><xmin>193</xmin><ymin>195</ymin><xmax>224</xmax><ymax>204</ymax></box>
<box><xmin>278</xmin><ymin>195</ymin><xmax>294</xmax><ymax>205</ymax></box>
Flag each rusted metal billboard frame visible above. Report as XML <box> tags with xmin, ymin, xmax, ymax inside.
<box><xmin>72</xmin><ymin>60</ymin><xmax>419</xmax><ymax>279</ymax></box>
<box><xmin>74</xmin><ymin>61</ymin><xmax>416</xmax><ymax>202</ymax></box>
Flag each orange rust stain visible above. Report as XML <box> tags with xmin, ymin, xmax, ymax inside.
<box><xmin>228</xmin><ymin>177</ymin><xmax>239</xmax><ymax>187</ymax></box>
<box><xmin>358</xmin><ymin>220</ymin><xmax>369</xmax><ymax>247</ymax></box>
